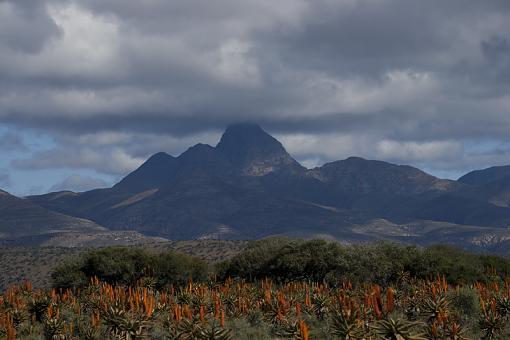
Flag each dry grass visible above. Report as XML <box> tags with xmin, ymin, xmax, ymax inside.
<box><xmin>0</xmin><ymin>240</ymin><xmax>247</xmax><ymax>290</ymax></box>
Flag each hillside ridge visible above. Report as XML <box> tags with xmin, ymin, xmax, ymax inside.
<box><xmin>2</xmin><ymin>123</ymin><xmax>509</xmax><ymax>250</ymax></box>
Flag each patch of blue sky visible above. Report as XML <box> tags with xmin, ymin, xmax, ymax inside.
<box><xmin>0</xmin><ymin>125</ymin><xmax>114</xmax><ymax>196</ymax></box>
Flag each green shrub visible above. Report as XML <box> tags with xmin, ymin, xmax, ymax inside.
<box><xmin>152</xmin><ymin>251</ymin><xmax>208</xmax><ymax>287</ymax></box>
<box><xmin>218</xmin><ymin>239</ymin><xmax>510</xmax><ymax>285</ymax></box>
<box><xmin>216</xmin><ymin>237</ymin><xmax>296</xmax><ymax>280</ymax></box>
<box><xmin>51</xmin><ymin>247</ymin><xmax>208</xmax><ymax>289</ymax></box>
<box><xmin>448</xmin><ymin>286</ymin><xmax>480</xmax><ymax>321</ymax></box>
<box><xmin>329</xmin><ymin>242</ymin><xmax>422</xmax><ymax>285</ymax></box>
<box><xmin>51</xmin><ymin>260</ymin><xmax>88</xmax><ymax>289</ymax></box>
<box><xmin>268</xmin><ymin>239</ymin><xmax>343</xmax><ymax>282</ymax></box>
<box><xmin>480</xmin><ymin>255</ymin><xmax>510</xmax><ymax>278</ymax></box>
<box><xmin>81</xmin><ymin>247</ymin><xmax>151</xmax><ymax>285</ymax></box>
<box><xmin>421</xmin><ymin>245</ymin><xmax>483</xmax><ymax>283</ymax></box>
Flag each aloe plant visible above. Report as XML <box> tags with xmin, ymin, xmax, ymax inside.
<box><xmin>372</xmin><ymin>317</ymin><xmax>426</xmax><ymax>340</ymax></box>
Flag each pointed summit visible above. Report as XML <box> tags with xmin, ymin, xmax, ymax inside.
<box><xmin>217</xmin><ymin>123</ymin><xmax>282</xmax><ymax>156</ymax></box>
<box><xmin>216</xmin><ymin>123</ymin><xmax>304</xmax><ymax>176</ymax></box>
<box><xmin>114</xmin><ymin>152</ymin><xmax>177</xmax><ymax>192</ymax></box>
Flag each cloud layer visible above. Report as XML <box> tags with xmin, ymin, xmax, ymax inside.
<box><xmin>1</xmin><ymin>0</ymin><xmax>510</xmax><ymax>192</ymax></box>
<box><xmin>49</xmin><ymin>174</ymin><xmax>108</xmax><ymax>192</ymax></box>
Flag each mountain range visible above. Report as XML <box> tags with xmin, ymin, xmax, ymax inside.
<box><xmin>4</xmin><ymin>123</ymin><xmax>510</xmax><ymax>252</ymax></box>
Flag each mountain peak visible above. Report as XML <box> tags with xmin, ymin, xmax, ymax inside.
<box><xmin>216</xmin><ymin>123</ymin><xmax>303</xmax><ymax>176</ymax></box>
<box><xmin>114</xmin><ymin>152</ymin><xmax>177</xmax><ymax>192</ymax></box>
<box><xmin>217</xmin><ymin>123</ymin><xmax>276</xmax><ymax>149</ymax></box>
<box><xmin>148</xmin><ymin>151</ymin><xmax>172</xmax><ymax>161</ymax></box>
<box><xmin>184</xmin><ymin>143</ymin><xmax>215</xmax><ymax>153</ymax></box>
<box><xmin>343</xmin><ymin>156</ymin><xmax>368</xmax><ymax>163</ymax></box>
<box><xmin>224</xmin><ymin>122</ymin><xmax>265</xmax><ymax>132</ymax></box>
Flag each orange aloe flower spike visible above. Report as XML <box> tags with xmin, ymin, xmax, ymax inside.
<box><xmin>299</xmin><ymin>320</ymin><xmax>309</xmax><ymax>340</ymax></box>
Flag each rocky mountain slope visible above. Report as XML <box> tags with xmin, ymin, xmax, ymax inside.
<box><xmin>4</xmin><ymin>123</ymin><xmax>510</xmax><ymax>251</ymax></box>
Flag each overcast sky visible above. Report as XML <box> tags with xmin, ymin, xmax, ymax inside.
<box><xmin>1</xmin><ymin>0</ymin><xmax>510</xmax><ymax>195</ymax></box>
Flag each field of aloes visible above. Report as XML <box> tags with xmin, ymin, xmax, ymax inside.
<box><xmin>1</xmin><ymin>274</ymin><xmax>510</xmax><ymax>339</ymax></box>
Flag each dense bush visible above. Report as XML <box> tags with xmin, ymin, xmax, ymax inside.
<box><xmin>215</xmin><ymin>237</ymin><xmax>291</xmax><ymax>280</ymax></box>
<box><xmin>420</xmin><ymin>245</ymin><xmax>484</xmax><ymax>283</ymax></box>
<box><xmin>81</xmin><ymin>247</ymin><xmax>152</xmax><ymax>286</ymax></box>
<box><xmin>150</xmin><ymin>251</ymin><xmax>209</xmax><ymax>288</ymax></box>
<box><xmin>53</xmin><ymin>240</ymin><xmax>510</xmax><ymax>290</ymax></box>
<box><xmin>51</xmin><ymin>260</ymin><xmax>89</xmax><ymax>289</ymax></box>
<box><xmin>270</xmin><ymin>239</ymin><xmax>343</xmax><ymax>282</ymax></box>
<box><xmin>52</xmin><ymin>247</ymin><xmax>208</xmax><ymax>289</ymax></box>
<box><xmin>218</xmin><ymin>238</ymin><xmax>510</xmax><ymax>285</ymax></box>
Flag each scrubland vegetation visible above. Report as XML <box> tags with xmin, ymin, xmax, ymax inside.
<box><xmin>2</xmin><ymin>239</ymin><xmax>510</xmax><ymax>339</ymax></box>
<box><xmin>0</xmin><ymin>240</ymin><xmax>246</xmax><ymax>291</ymax></box>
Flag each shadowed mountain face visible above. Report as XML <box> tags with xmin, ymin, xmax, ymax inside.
<box><xmin>457</xmin><ymin>166</ymin><xmax>510</xmax><ymax>209</ymax></box>
<box><xmin>312</xmin><ymin>157</ymin><xmax>459</xmax><ymax>197</ymax></box>
<box><xmin>0</xmin><ymin>189</ymin><xmax>103</xmax><ymax>240</ymax></box>
<box><xmin>114</xmin><ymin>152</ymin><xmax>177</xmax><ymax>193</ymax></box>
<box><xmin>16</xmin><ymin>123</ymin><xmax>510</xmax><ymax>251</ymax></box>
<box><xmin>459</xmin><ymin>165</ymin><xmax>510</xmax><ymax>186</ymax></box>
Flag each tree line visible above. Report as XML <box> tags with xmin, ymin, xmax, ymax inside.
<box><xmin>52</xmin><ymin>238</ymin><xmax>510</xmax><ymax>289</ymax></box>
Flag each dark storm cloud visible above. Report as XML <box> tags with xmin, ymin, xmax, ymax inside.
<box><xmin>274</xmin><ymin>1</ymin><xmax>510</xmax><ymax>71</ymax></box>
<box><xmin>479</xmin><ymin>35</ymin><xmax>510</xmax><ymax>89</ymax></box>
<box><xmin>2</xmin><ymin>0</ymin><xmax>510</xmax><ymax>178</ymax></box>
<box><xmin>0</xmin><ymin>0</ymin><xmax>62</xmax><ymax>53</ymax></box>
